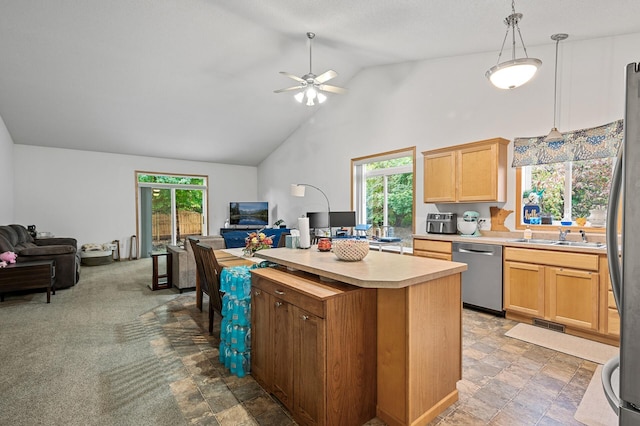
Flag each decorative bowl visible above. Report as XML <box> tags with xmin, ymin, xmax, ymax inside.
<box><xmin>332</xmin><ymin>239</ymin><xmax>369</xmax><ymax>261</ymax></box>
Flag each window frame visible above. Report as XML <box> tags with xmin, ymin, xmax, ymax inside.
<box><xmin>515</xmin><ymin>164</ymin><xmax>613</xmax><ymax>233</ymax></box>
<box><xmin>351</xmin><ymin>147</ymin><xmax>416</xmax><ymax>244</ymax></box>
<box><xmin>135</xmin><ymin>171</ymin><xmax>209</xmax><ymax>247</ymax></box>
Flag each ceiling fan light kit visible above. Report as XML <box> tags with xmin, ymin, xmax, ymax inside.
<box><xmin>486</xmin><ymin>0</ymin><xmax>542</xmax><ymax>89</ymax></box>
<box><xmin>275</xmin><ymin>32</ymin><xmax>346</xmax><ymax>106</ymax></box>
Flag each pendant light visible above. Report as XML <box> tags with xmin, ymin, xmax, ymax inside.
<box><xmin>544</xmin><ymin>34</ymin><xmax>568</xmax><ymax>143</ymax></box>
<box><xmin>486</xmin><ymin>0</ymin><xmax>542</xmax><ymax>90</ymax></box>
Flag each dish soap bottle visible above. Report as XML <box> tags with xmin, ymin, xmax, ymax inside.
<box><xmin>524</xmin><ymin>226</ymin><xmax>532</xmax><ymax>240</ymax></box>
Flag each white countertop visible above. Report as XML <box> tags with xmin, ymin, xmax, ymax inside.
<box><xmin>413</xmin><ymin>233</ymin><xmax>608</xmax><ymax>254</ymax></box>
<box><xmin>254</xmin><ymin>246</ymin><xmax>467</xmax><ymax>289</ymax></box>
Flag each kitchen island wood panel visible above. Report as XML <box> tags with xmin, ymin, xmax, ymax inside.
<box><xmin>251</xmin><ymin>267</ymin><xmax>376</xmax><ymax>426</ymax></box>
<box><xmin>255</xmin><ymin>248</ymin><xmax>466</xmax><ymax>426</ymax></box>
<box><xmin>377</xmin><ymin>273</ymin><xmax>461</xmax><ymax>426</ymax></box>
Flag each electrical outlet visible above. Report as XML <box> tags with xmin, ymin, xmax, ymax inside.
<box><xmin>478</xmin><ymin>217</ymin><xmax>491</xmax><ymax>230</ymax></box>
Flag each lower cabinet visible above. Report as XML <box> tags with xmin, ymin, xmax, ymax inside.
<box><xmin>503</xmin><ymin>261</ymin><xmax>545</xmax><ymax>318</ymax></box>
<box><xmin>251</xmin><ymin>268</ymin><xmax>376</xmax><ymax>426</ymax></box>
<box><xmin>503</xmin><ymin>248</ymin><xmax>600</xmax><ymax>334</ymax></box>
<box><xmin>548</xmin><ymin>267</ymin><xmax>599</xmax><ymax>330</ymax></box>
<box><xmin>412</xmin><ymin>238</ymin><xmax>452</xmax><ymax>261</ymax></box>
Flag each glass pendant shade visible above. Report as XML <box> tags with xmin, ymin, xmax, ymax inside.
<box><xmin>486</xmin><ymin>57</ymin><xmax>542</xmax><ymax>90</ymax></box>
<box><xmin>544</xmin><ymin>127</ymin><xmax>563</xmax><ymax>143</ymax></box>
<box><xmin>486</xmin><ymin>1</ymin><xmax>541</xmax><ymax>90</ymax></box>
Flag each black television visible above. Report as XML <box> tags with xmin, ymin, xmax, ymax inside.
<box><xmin>307</xmin><ymin>211</ymin><xmax>329</xmax><ymax>228</ymax></box>
<box><xmin>229</xmin><ymin>202</ymin><xmax>269</xmax><ymax>226</ymax></box>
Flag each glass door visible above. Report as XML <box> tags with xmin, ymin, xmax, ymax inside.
<box><xmin>137</xmin><ymin>173</ymin><xmax>208</xmax><ymax>256</ymax></box>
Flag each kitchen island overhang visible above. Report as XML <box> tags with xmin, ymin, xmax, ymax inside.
<box><xmin>254</xmin><ymin>247</ymin><xmax>467</xmax><ymax>426</ymax></box>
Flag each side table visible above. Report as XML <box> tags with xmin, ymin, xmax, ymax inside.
<box><xmin>149</xmin><ymin>252</ymin><xmax>172</xmax><ymax>291</ymax></box>
<box><xmin>0</xmin><ymin>260</ymin><xmax>56</xmax><ymax>303</ymax></box>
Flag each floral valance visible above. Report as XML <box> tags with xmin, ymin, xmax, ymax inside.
<box><xmin>512</xmin><ymin>119</ymin><xmax>623</xmax><ymax>167</ymax></box>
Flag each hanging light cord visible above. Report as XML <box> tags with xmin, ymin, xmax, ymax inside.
<box><xmin>552</xmin><ymin>37</ymin><xmax>560</xmax><ymax>129</ymax></box>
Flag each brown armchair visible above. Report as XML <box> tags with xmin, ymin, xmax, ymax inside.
<box><xmin>0</xmin><ymin>224</ymin><xmax>80</xmax><ymax>289</ymax></box>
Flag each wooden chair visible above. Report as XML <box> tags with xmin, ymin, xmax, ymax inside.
<box><xmin>196</xmin><ymin>243</ymin><xmax>224</xmax><ymax>335</ymax></box>
<box><xmin>189</xmin><ymin>237</ymin><xmax>216</xmax><ymax>335</ymax></box>
<box><xmin>187</xmin><ymin>237</ymin><xmax>204</xmax><ymax>310</ymax></box>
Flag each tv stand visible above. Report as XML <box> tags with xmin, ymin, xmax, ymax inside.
<box><xmin>219</xmin><ymin>228</ymin><xmax>290</xmax><ymax>248</ymax></box>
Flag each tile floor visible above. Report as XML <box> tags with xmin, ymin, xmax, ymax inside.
<box><xmin>142</xmin><ymin>295</ymin><xmax>596</xmax><ymax>425</ymax></box>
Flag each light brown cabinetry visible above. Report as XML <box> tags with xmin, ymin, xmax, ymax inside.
<box><xmin>412</xmin><ymin>239</ymin><xmax>452</xmax><ymax>260</ymax></box>
<box><xmin>251</xmin><ymin>268</ymin><xmax>376</xmax><ymax>426</ymax></box>
<box><xmin>422</xmin><ymin>137</ymin><xmax>509</xmax><ymax>203</ymax></box>
<box><xmin>503</xmin><ymin>261</ymin><xmax>545</xmax><ymax>317</ymax></box>
<box><xmin>504</xmin><ymin>247</ymin><xmax>600</xmax><ymax>335</ymax></box>
<box><xmin>600</xmin><ymin>258</ymin><xmax>620</xmax><ymax>337</ymax></box>
<box><xmin>548</xmin><ymin>267</ymin><xmax>599</xmax><ymax>330</ymax></box>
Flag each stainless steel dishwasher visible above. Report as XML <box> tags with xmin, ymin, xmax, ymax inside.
<box><xmin>452</xmin><ymin>242</ymin><xmax>503</xmax><ymax>315</ymax></box>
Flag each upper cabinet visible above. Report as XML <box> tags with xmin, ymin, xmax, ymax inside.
<box><xmin>423</xmin><ymin>137</ymin><xmax>510</xmax><ymax>203</ymax></box>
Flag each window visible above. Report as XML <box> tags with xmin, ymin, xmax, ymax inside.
<box><xmin>517</xmin><ymin>157</ymin><xmax>614</xmax><ymax>227</ymax></box>
<box><xmin>352</xmin><ymin>148</ymin><xmax>415</xmax><ymax>247</ymax></box>
<box><xmin>136</xmin><ymin>172</ymin><xmax>208</xmax><ymax>252</ymax></box>
<box><xmin>513</xmin><ymin>119</ymin><xmax>622</xmax><ymax>229</ymax></box>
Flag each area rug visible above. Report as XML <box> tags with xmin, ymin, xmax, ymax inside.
<box><xmin>574</xmin><ymin>365</ymin><xmax>618</xmax><ymax>426</ymax></box>
<box><xmin>505</xmin><ymin>323</ymin><xmax>618</xmax><ymax>364</ymax></box>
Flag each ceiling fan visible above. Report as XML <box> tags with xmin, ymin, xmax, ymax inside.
<box><xmin>275</xmin><ymin>32</ymin><xmax>346</xmax><ymax>106</ymax></box>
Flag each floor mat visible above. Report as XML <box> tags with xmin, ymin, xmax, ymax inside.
<box><xmin>505</xmin><ymin>323</ymin><xmax>618</xmax><ymax>364</ymax></box>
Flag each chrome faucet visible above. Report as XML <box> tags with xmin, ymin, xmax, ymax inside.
<box><xmin>579</xmin><ymin>230</ymin><xmax>588</xmax><ymax>242</ymax></box>
<box><xmin>559</xmin><ymin>228</ymin><xmax>571</xmax><ymax>241</ymax></box>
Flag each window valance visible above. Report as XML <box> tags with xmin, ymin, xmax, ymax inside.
<box><xmin>512</xmin><ymin>119</ymin><xmax>623</xmax><ymax>167</ymax></box>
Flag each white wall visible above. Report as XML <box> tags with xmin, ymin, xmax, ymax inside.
<box><xmin>258</xmin><ymin>33</ymin><xmax>639</xmax><ymax>232</ymax></box>
<box><xmin>13</xmin><ymin>145</ymin><xmax>257</xmax><ymax>255</ymax></box>
<box><xmin>0</xmin><ymin>114</ymin><xmax>14</xmax><ymax>224</ymax></box>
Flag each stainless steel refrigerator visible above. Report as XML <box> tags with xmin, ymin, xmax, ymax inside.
<box><xmin>602</xmin><ymin>62</ymin><xmax>640</xmax><ymax>425</ymax></box>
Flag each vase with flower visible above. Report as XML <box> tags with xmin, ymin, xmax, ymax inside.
<box><xmin>243</xmin><ymin>231</ymin><xmax>273</xmax><ymax>257</ymax></box>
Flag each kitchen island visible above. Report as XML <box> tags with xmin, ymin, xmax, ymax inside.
<box><xmin>253</xmin><ymin>247</ymin><xmax>467</xmax><ymax>426</ymax></box>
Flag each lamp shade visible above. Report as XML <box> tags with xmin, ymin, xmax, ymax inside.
<box><xmin>290</xmin><ymin>184</ymin><xmax>306</xmax><ymax>197</ymax></box>
<box><xmin>486</xmin><ymin>58</ymin><xmax>542</xmax><ymax>90</ymax></box>
<box><xmin>544</xmin><ymin>127</ymin><xmax>563</xmax><ymax>143</ymax></box>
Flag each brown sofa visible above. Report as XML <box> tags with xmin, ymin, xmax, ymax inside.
<box><xmin>0</xmin><ymin>224</ymin><xmax>81</xmax><ymax>289</ymax></box>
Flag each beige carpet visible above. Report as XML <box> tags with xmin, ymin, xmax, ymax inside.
<box><xmin>505</xmin><ymin>323</ymin><xmax>618</xmax><ymax>364</ymax></box>
<box><xmin>574</xmin><ymin>365</ymin><xmax>618</xmax><ymax>426</ymax></box>
<box><xmin>505</xmin><ymin>323</ymin><xmax>619</xmax><ymax>426</ymax></box>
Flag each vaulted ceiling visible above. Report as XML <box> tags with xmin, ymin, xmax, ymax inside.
<box><xmin>1</xmin><ymin>1</ymin><xmax>639</xmax><ymax>166</ymax></box>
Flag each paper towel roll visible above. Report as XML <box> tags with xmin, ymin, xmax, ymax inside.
<box><xmin>298</xmin><ymin>217</ymin><xmax>311</xmax><ymax>249</ymax></box>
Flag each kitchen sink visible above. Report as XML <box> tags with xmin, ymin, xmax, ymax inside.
<box><xmin>508</xmin><ymin>238</ymin><xmax>606</xmax><ymax>248</ymax></box>
<box><xmin>552</xmin><ymin>241</ymin><xmax>606</xmax><ymax>248</ymax></box>
<box><xmin>509</xmin><ymin>238</ymin><xmax>557</xmax><ymax>244</ymax></box>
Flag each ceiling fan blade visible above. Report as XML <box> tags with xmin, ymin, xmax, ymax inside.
<box><xmin>318</xmin><ymin>84</ymin><xmax>346</xmax><ymax>94</ymax></box>
<box><xmin>279</xmin><ymin>71</ymin><xmax>306</xmax><ymax>83</ymax></box>
<box><xmin>315</xmin><ymin>69</ymin><xmax>337</xmax><ymax>83</ymax></box>
<box><xmin>274</xmin><ymin>85</ymin><xmax>304</xmax><ymax>93</ymax></box>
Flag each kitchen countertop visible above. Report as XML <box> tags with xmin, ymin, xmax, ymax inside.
<box><xmin>254</xmin><ymin>246</ymin><xmax>467</xmax><ymax>289</ymax></box>
<box><xmin>413</xmin><ymin>233</ymin><xmax>608</xmax><ymax>254</ymax></box>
